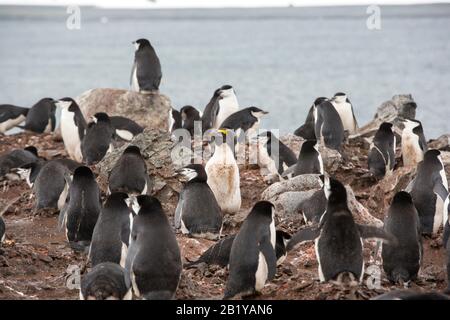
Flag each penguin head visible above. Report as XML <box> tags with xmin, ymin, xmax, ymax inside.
<box><xmin>379</xmin><ymin>122</ymin><xmax>393</xmax><ymax>132</ymax></box>
<box><xmin>327</xmin><ymin>177</ymin><xmax>347</xmax><ymax>207</ymax></box>
<box><xmin>332</xmin><ymin>92</ymin><xmax>347</xmax><ymax>103</ymax></box>
<box><xmin>135</xmin><ymin>195</ymin><xmax>163</xmax><ymax>215</ymax></box>
<box><xmin>92</xmin><ymin>112</ymin><xmax>110</xmax><ymax>124</ymax></box>
<box><xmin>123</xmin><ymin>145</ymin><xmax>142</xmax><ymax>156</ymax></box>
<box><xmin>248</xmin><ymin>106</ymin><xmax>269</xmax><ymax>119</ymax></box>
<box><xmin>249</xmin><ymin>201</ymin><xmax>275</xmax><ymax>223</ymax></box>
<box><xmin>177</xmin><ymin>164</ymin><xmax>207</xmax><ymax>183</ymax></box>
<box><xmin>300</xmin><ymin>139</ymin><xmax>318</xmax><ymax>153</ymax></box>
<box><xmin>133</xmin><ymin>38</ymin><xmax>151</xmax><ymax>50</ymax></box>
<box><xmin>423</xmin><ymin>149</ymin><xmax>442</xmax><ymax>166</ymax></box>
<box><xmin>392</xmin><ymin>191</ymin><xmax>413</xmax><ymax>205</ymax></box>
<box><xmin>105</xmin><ymin>192</ymin><xmax>129</xmax><ymax>208</ymax></box>
<box><xmin>180</xmin><ymin>105</ymin><xmax>200</xmax><ymax>121</ymax></box>
<box><xmin>56</xmin><ymin>97</ymin><xmax>79</xmax><ymax>112</ymax></box>
<box><xmin>401</xmin><ymin>118</ymin><xmax>421</xmax><ymax>132</ymax></box>
<box><xmin>219</xmin><ymin>85</ymin><xmax>235</xmax><ymax>98</ymax></box>
<box><xmin>24</xmin><ymin>146</ymin><xmax>38</xmax><ymax>157</ymax></box>
<box><xmin>314</xmin><ymin>97</ymin><xmax>328</xmax><ymax>107</ymax></box>
<box><xmin>73</xmin><ymin>166</ymin><xmax>95</xmax><ymax>181</ymax></box>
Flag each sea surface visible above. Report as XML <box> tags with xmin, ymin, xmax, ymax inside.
<box><xmin>0</xmin><ymin>4</ymin><xmax>449</xmax><ymax>137</ymax></box>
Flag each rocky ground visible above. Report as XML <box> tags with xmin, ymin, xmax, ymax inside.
<box><xmin>0</xmin><ymin>128</ymin><xmax>448</xmax><ymax>300</ymax></box>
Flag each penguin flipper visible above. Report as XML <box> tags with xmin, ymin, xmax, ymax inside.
<box><xmin>357</xmin><ymin>224</ymin><xmax>397</xmax><ymax>245</ymax></box>
<box><xmin>280</xmin><ymin>164</ymin><xmax>296</xmax><ymax>178</ymax></box>
<box><xmin>433</xmin><ymin>181</ymin><xmax>449</xmax><ymax>202</ymax></box>
<box><xmin>286</xmin><ymin>226</ymin><xmax>320</xmax><ymax>251</ymax></box>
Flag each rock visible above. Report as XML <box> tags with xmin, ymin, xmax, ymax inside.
<box><xmin>76</xmin><ymin>88</ymin><xmax>172</xmax><ymax>130</ymax></box>
<box><xmin>355</xmin><ymin>94</ymin><xmax>416</xmax><ymax>138</ymax></box>
<box><xmin>346</xmin><ymin>186</ymin><xmax>383</xmax><ymax>227</ymax></box>
<box><xmin>319</xmin><ymin>145</ymin><xmax>343</xmax><ymax>173</ymax></box>
<box><xmin>96</xmin><ymin>129</ymin><xmax>181</xmax><ymax>212</ymax></box>
<box><xmin>428</xmin><ymin>134</ymin><xmax>450</xmax><ymax>151</ymax></box>
<box><xmin>279</xmin><ymin>134</ymin><xmax>303</xmax><ymax>156</ymax></box>
<box><xmin>261</xmin><ymin>174</ymin><xmax>321</xmax><ymax>201</ymax></box>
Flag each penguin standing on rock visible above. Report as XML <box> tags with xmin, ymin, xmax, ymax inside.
<box><xmin>125</xmin><ymin>195</ymin><xmax>182</xmax><ymax>300</ymax></box>
<box><xmin>256</xmin><ymin>131</ymin><xmax>297</xmax><ymax>177</ymax></box>
<box><xmin>109</xmin><ymin>116</ymin><xmax>144</xmax><ymax>142</ymax></box>
<box><xmin>205</xmin><ymin>129</ymin><xmax>241</xmax><ymax>214</ymax></box>
<box><xmin>224</xmin><ymin>201</ymin><xmax>277</xmax><ymax>299</ymax></box>
<box><xmin>293</xmin><ymin>140</ymin><xmax>324</xmax><ymax>177</ymax></box>
<box><xmin>368</xmin><ymin>122</ymin><xmax>396</xmax><ymax>179</ymax></box>
<box><xmin>175</xmin><ymin>164</ymin><xmax>222</xmax><ymax>240</ymax></box>
<box><xmin>409</xmin><ymin>149</ymin><xmax>449</xmax><ymax>236</ymax></box>
<box><xmin>401</xmin><ymin>119</ymin><xmax>427</xmax><ymax>168</ymax></box>
<box><xmin>23</xmin><ymin>98</ymin><xmax>56</xmax><ymax>133</ymax></box>
<box><xmin>130</xmin><ymin>38</ymin><xmax>162</xmax><ymax>93</ymax></box>
<box><xmin>330</xmin><ymin>92</ymin><xmax>358</xmax><ymax>134</ymax></box>
<box><xmin>108</xmin><ymin>146</ymin><xmax>152</xmax><ymax>196</ymax></box>
<box><xmin>0</xmin><ymin>104</ymin><xmax>28</xmax><ymax>134</ymax></box>
<box><xmin>287</xmin><ymin>177</ymin><xmax>396</xmax><ymax>284</ymax></box>
<box><xmin>59</xmin><ymin>166</ymin><xmax>101</xmax><ymax>252</ymax></box>
<box><xmin>202</xmin><ymin>85</ymin><xmax>239</xmax><ymax>132</ymax></box>
<box><xmin>314</xmin><ymin>100</ymin><xmax>345</xmax><ymax>151</ymax></box>
<box><xmin>382</xmin><ymin>191</ymin><xmax>422</xmax><ymax>284</ymax></box>
<box><xmin>220</xmin><ymin>106</ymin><xmax>268</xmax><ymax>138</ymax></box>
<box><xmin>80</xmin><ymin>262</ymin><xmax>131</xmax><ymax>300</ymax></box>
<box><xmin>89</xmin><ymin>192</ymin><xmax>132</xmax><ymax>267</ymax></box>
<box><xmin>81</xmin><ymin>112</ymin><xmax>115</xmax><ymax>165</ymax></box>
<box><xmin>296</xmin><ymin>174</ymin><xmax>329</xmax><ymax>224</ymax></box>
<box><xmin>56</xmin><ymin>98</ymin><xmax>87</xmax><ymax>163</ymax></box>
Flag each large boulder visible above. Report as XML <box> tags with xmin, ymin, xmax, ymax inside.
<box><xmin>96</xmin><ymin>129</ymin><xmax>181</xmax><ymax>213</ymax></box>
<box><xmin>76</xmin><ymin>88</ymin><xmax>172</xmax><ymax>130</ymax></box>
<box><xmin>355</xmin><ymin>94</ymin><xmax>417</xmax><ymax>138</ymax></box>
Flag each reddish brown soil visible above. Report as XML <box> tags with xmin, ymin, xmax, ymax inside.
<box><xmin>0</xmin><ymin>132</ymin><xmax>448</xmax><ymax>300</ymax></box>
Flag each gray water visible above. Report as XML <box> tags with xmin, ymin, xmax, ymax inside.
<box><xmin>0</xmin><ymin>4</ymin><xmax>449</xmax><ymax>137</ymax></box>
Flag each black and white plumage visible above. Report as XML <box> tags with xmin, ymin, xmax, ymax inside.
<box><xmin>330</xmin><ymin>92</ymin><xmax>358</xmax><ymax>134</ymax></box>
<box><xmin>185</xmin><ymin>230</ymin><xmax>290</xmax><ymax>269</ymax></box>
<box><xmin>175</xmin><ymin>164</ymin><xmax>222</xmax><ymax>240</ymax></box>
<box><xmin>314</xmin><ymin>100</ymin><xmax>345</xmax><ymax>151</ymax></box>
<box><xmin>382</xmin><ymin>191</ymin><xmax>422</xmax><ymax>284</ymax></box>
<box><xmin>125</xmin><ymin>195</ymin><xmax>182</xmax><ymax>300</ymax></box>
<box><xmin>293</xmin><ymin>140</ymin><xmax>324</xmax><ymax>177</ymax></box>
<box><xmin>33</xmin><ymin>160</ymin><xmax>71</xmax><ymax>210</ymax></box>
<box><xmin>81</xmin><ymin>112</ymin><xmax>115</xmax><ymax>165</ymax></box>
<box><xmin>0</xmin><ymin>104</ymin><xmax>28</xmax><ymax>134</ymax></box>
<box><xmin>109</xmin><ymin>116</ymin><xmax>144</xmax><ymax>142</ymax></box>
<box><xmin>202</xmin><ymin>85</ymin><xmax>239</xmax><ymax>133</ymax></box>
<box><xmin>0</xmin><ymin>146</ymin><xmax>39</xmax><ymax>178</ymax></box>
<box><xmin>287</xmin><ymin>177</ymin><xmax>396</xmax><ymax>284</ymax></box>
<box><xmin>224</xmin><ymin>201</ymin><xmax>277</xmax><ymax>299</ymax></box>
<box><xmin>80</xmin><ymin>262</ymin><xmax>131</xmax><ymax>300</ymax></box>
<box><xmin>59</xmin><ymin>166</ymin><xmax>101</xmax><ymax>252</ymax></box>
<box><xmin>108</xmin><ymin>145</ymin><xmax>152</xmax><ymax>196</ymax></box>
<box><xmin>294</xmin><ymin>97</ymin><xmax>327</xmax><ymax>140</ymax></box>
<box><xmin>296</xmin><ymin>175</ymin><xmax>330</xmax><ymax>224</ymax></box>
<box><xmin>23</xmin><ymin>98</ymin><xmax>56</xmax><ymax>133</ymax></box>
<box><xmin>408</xmin><ymin>149</ymin><xmax>449</xmax><ymax>236</ymax></box>
<box><xmin>56</xmin><ymin>97</ymin><xmax>87</xmax><ymax>163</ymax></box>
<box><xmin>220</xmin><ymin>106</ymin><xmax>268</xmax><ymax>140</ymax></box>
<box><xmin>89</xmin><ymin>192</ymin><xmax>132</xmax><ymax>268</ymax></box>
<box><xmin>180</xmin><ymin>105</ymin><xmax>201</xmax><ymax>136</ymax></box>
<box><xmin>256</xmin><ymin>131</ymin><xmax>297</xmax><ymax>177</ymax></box>
<box><xmin>368</xmin><ymin>122</ymin><xmax>396</xmax><ymax>179</ymax></box>
<box><xmin>401</xmin><ymin>118</ymin><xmax>427</xmax><ymax>167</ymax></box>
<box><xmin>130</xmin><ymin>38</ymin><xmax>162</xmax><ymax>93</ymax></box>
